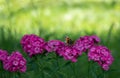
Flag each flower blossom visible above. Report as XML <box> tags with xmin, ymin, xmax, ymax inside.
<box><xmin>21</xmin><ymin>34</ymin><xmax>45</xmax><ymax>57</ymax></box>
<box><xmin>0</xmin><ymin>49</ymin><xmax>9</xmax><ymax>61</ymax></box>
<box><xmin>73</xmin><ymin>35</ymin><xmax>100</xmax><ymax>54</ymax></box>
<box><xmin>3</xmin><ymin>51</ymin><xmax>27</xmax><ymax>72</ymax></box>
<box><xmin>45</xmin><ymin>40</ymin><xmax>65</xmax><ymax>55</ymax></box>
<box><xmin>88</xmin><ymin>45</ymin><xmax>114</xmax><ymax>70</ymax></box>
<box><xmin>61</xmin><ymin>46</ymin><xmax>79</xmax><ymax>62</ymax></box>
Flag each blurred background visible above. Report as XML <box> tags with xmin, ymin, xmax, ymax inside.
<box><xmin>0</xmin><ymin>0</ymin><xmax>120</xmax><ymax>78</ymax></box>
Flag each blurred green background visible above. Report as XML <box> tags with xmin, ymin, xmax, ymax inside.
<box><xmin>0</xmin><ymin>0</ymin><xmax>120</xmax><ymax>78</ymax></box>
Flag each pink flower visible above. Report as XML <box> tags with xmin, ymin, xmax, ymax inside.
<box><xmin>61</xmin><ymin>46</ymin><xmax>79</xmax><ymax>62</ymax></box>
<box><xmin>102</xmin><ymin>64</ymin><xmax>109</xmax><ymax>71</ymax></box>
<box><xmin>21</xmin><ymin>34</ymin><xmax>45</xmax><ymax>57</ymax></box>
<box><xmin>73</xmin><ymin>35</ymin><xmax>100</xmax><ymax>54</ymax></box>
<box><xmin>45</xmin><ymin>40</ymin><xmax>65</xmax><ymax>55</ymax></box>
<box><xmin>0</xmin><ymin>49</ymin><xmax>9</xmax><ymax>61</ymax></box>
<box><xmin>3</xmin><ymin>51</ymin><xmax>27</xmax><ymax>72</ymax></box>
<box><xmin>88</xmin><ymin>45</ymin><xmax>114</xmax><ymax>71</ymax></box>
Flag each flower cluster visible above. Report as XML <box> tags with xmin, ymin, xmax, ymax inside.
<box><xmin>44</xmin><ymin>40</ymin><xmax>79</xmax><ymax>62</ymax></box>
<box><xmin>20</xmin><ymin>34</ymin><xmax>114</xmax><ymax>71</ymax></box>
<box><xmin>45</xmin><ymin>40</ymin><xmax>65</xmax><ymax>55</ymax></box>
<box><xmin>73</xmin><ymin>35</ymin><xmax>100</xmax><ymax>53</ymax></box>
<box><xmin>0</xmin><ymin>49</ymin><xmax>9</xmax><ymax>61</ymax></box>
<box><xmin>88</xmin><ymin>46</ymin><xmax>114</xmax><ymax>70</ymax></box>
<box><xmin>21</xmin><ymin>34</ymin><xmax>45</xmax><ymax>57</ymax></box>
<box><xmin>3</xmin><ymin>51</ymin><xmax>26</xmax><ymax>72</ymax></box>
<box><xmin>61</xmin><ymin>46</ymin><xmax>79</xmax><ymax>62</ymax></box>
<box><xmin>0</xmin><ymin>49</ymin><xmax>27</xmax><ymax>72</ymax></box>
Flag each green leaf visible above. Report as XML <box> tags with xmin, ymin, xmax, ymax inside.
<box><xmin>62</xmin><ymin>61</ymin><xmax>71</xmax><ymax>68</ymax></box>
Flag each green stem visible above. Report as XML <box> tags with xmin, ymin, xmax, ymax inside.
<box><xmin>102</xmin><ymin>70</ymin><xmax>105</xmax><ymax>78</ymax></box>
<box><xmin>13</xmin><ymin>72</ymin><xmax>17</xmax><ymax>78</ymax></box>
<box><xmin>17</xmin><ymin>72</ymin><xmax>21</xmax><ymax>78</ymax></box>
<box><xmin>37</xmin><ymin>56</ymin><xmax>45</xmax><ymax>78</ymax></box>
<box><xmin>51</xmin><ymin>55</ymin><xmax>60</xmax><ymax>78</ymax></box>
<box><xmin>88</xmin><ymin>61</ymin><xmax>90</xmax><ymax>78</ymax></box>
<box><xmin>88</xmin><ymin>61</ymin><xmax>97</xmax><ymax>78</ymax></box>
<box><xmin>70</xmin><ymin>63</ymin><xmax>77</xmax><ymax>78</ymax></box>
<box><xmin>56</xmin><ymin>55</ymin><xmax>60</xmax><ymax>71</ymax></box>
